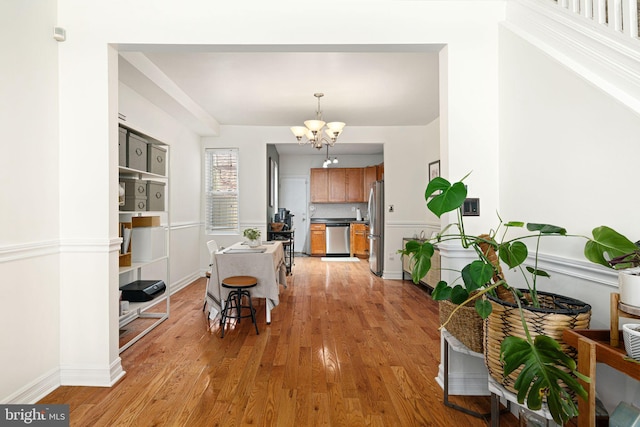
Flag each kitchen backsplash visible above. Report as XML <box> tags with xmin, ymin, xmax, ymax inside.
<box><xmin>310</xmin><ymin>203</ymin><xmax>369</xmax><ymax>220</ymax></box>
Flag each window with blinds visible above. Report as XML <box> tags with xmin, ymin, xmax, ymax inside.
<box><xmin>205</xmin><ymin>148</ymin><xmax>239</xmax><ymax>234</ymax></box>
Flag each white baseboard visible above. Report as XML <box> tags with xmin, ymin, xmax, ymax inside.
<box><xmin>60</xmin><ymin>358</ymin><xmax>125</xmax><ymax>387</ymax></box>
<box><xmin>2</xmin><ymin>368</ymin><xmax>60</xmax><ymax>404</ymax></box>
<box><xmin>170</xmin><ymin>272</ymin><xmax>202</xmax><ymax>295</ymax></box>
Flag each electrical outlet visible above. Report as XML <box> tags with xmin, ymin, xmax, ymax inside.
<box><xmin>388</xmin><ymin>205</ymin><xmax>394</xmax><ymax>213</ymax></box>
<box><xmin>351</xmin><ymin>206</ymin><xmax>356</xmax><ymax>211</ymax></box>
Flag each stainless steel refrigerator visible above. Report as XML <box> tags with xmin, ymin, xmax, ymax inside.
<box><xmin>367</xmin><ymin>180</ymin><xmax>384</xmax><ymax>276</ymax></box>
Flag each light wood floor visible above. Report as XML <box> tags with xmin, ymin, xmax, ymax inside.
<box><xmin>41</xmin><ymin>256</ymin><xmax>518</xmax><ymax>426</ymax></box>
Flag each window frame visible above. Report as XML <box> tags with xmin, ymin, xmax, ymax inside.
<box><xmin>204</xmin><ymin>148</ymin><xmax>239</xmax><ymax>235</ymax></box>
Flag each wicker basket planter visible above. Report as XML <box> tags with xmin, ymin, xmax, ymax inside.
<box><xmin>439</xmin><ymin>298</ymin><xmax>484</xmax><ymax>353</ymax></box>
<box><xmin>483</xmin><ymin>289</ymin><xmax>591</xmax><ymax>394</ymax></box>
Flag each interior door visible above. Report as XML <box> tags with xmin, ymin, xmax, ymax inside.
<box><xmin>280</xmin><ymin>177</ymin><xmax>307</xmax><ymax>252</ymax></box>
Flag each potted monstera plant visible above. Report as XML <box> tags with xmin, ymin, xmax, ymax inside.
<box><xmin>401</xmin><ymin>173</ymin><xmax>636</xmax><ymax>425</ymax></box>
<box><xmin>585</xmin><ymin>227</ymin><xmax>640</xmax><ymax>307</ymax></box>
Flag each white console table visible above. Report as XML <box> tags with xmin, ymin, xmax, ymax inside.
<box><xmin>489</xmin><ymin>376</ymin><xmax>555</xmax><ymax>427</ymax></box>
<box><xmin>441</xmin><ymin>329</ymin><xmax>493</xmax><ymax>419</ymax></box>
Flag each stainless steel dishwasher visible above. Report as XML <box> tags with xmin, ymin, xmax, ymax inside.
<box><xmin>325</xmin><ymin>222</ymin><xmax>351</xmax><ymax>255</ymax></box>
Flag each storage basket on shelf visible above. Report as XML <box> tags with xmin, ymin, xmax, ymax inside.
<box><xmin>483</xmin><ymin>290</ymin><xmax>591</xmax><ymax>394</ymax></box>
<box><xmin>622</xmin><ymin>323</ymin><xmax>640</xmax><ymax>361</ymax></box>
<box><xmin>439</xmin><ymin>294</ymin><xmax>484</xmax><ymax>353</ymax></box>
<box><xmin>270</xmin><ymin>222</ymin><xmax>285</xmax><ymax>232</ymax></box>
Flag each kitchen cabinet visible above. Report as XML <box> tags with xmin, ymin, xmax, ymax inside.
<box><xmin>310</xmin><ymin>223</ymin><xmax>326</xmax><ymax>256</ymax></box>
<box><xmin>401</xmin><ymin>237</ymin><xmax>439</xmax><ymax>292</ymax></box>
<box><xmin>311</xmin><ymin>167</ymin><xmax>365</xmax><ymax>203</ymax></box>
<box><xmin>376</xmin><ymin>163</ymin><xmax>384</xmax><ymax>180</ymax></box>
<box><xmin>310</xmin><ymin>168</ymin><xmax>329</xmax><ymax>202</ymax></box>
<box><xmin>350</xmin><ymin>223</ymin><xmax>369</xmax><ymax>258</ymax></box>
<box><xmin>328</xmin><ymin>168</ymin><xmax>346</xmax><ymax>201</ymax></box>
<box><xmin>363</xmin><ymin>165</ymin><xmax>377</xmax><ymax>198</ymax></box>
<box><xmin>345</xmin><ymin>168</ymin><xmax>363</xmax><ymax>202</ymax></box>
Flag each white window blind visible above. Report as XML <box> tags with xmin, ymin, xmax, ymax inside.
<box><xmin>205</xmin><ymin>148</ymin><xmax>239</xmax><ymax>233</ymax></box>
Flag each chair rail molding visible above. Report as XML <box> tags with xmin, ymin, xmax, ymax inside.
<box><xmin>437</xmin><ymin>239</ymin><xmax>618</xmax><ymax>286</ymax></box>
<box><xmin>0</xmin><ymin>240</ymin><xmax>59</xmax><ymax>263</ymax></box>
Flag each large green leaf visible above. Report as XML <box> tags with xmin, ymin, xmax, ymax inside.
<box><xmin>431</xmin><ymin>281</ymin><xmax>452</xmax><ymax>301</ymax></box>
<box><xmin>450</xmin><ymin>285</ymin><xmax>470</xmax><ymax>305</ymax></box>
<box><xmin>466</xmin><ymin>260</ymin><xmax>494</xmax><ymax>289</ymax></box>
<box><xmin>425</xmin><ymin>179</ymin><xmax>467</xmax><ymax>218</ymax></box>
<box><xmin>584</xmin><ymin>226</ymin><xmax>639</xmax><ymax>269</ymax></box>
<box><xmin>402</xmin><ymin>240</ymin><xmax>421</xmax><ymax>255</ymax></box>
<box><xmin>409</xmin><ymin>242</ymin><xmax>435</xmax><ymax>284</ymax></box>
<box><xmin>499</xmin><ymin>241</ymin><xmax>528</xmax><ymax>269</ymax></box>
<box><xmin>475</xmin><ymin>298</ymin><xmax>492</xmax><ymax>319</ymax></box>
<box><xmin>425</xmin><ymin>176</ymin><xmax>452</xmax><ymax>199</ymax></box>
<box><xmin>527</xmin><ymin>223</ymin><xmax>567</xmax><ymax>235</ymax></box>
<box><xmin>501</xmin><ymin>335</ymin><xmax>588</xmax><ymax>425</ymax></box>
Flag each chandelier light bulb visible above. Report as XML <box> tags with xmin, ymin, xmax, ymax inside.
<box><xmin>291</xmin><ymin>126</ymin><xmax>307</xmax><ymax>138</ymax></box>
<box><xmin>326</xmin><ymin>122</ymin><xmax>345</xmax><ymax>133</ymax></box>
<box><xmin>304</xmin><ymin>119</ymin><xmax>326</xmax><ymax>133</ymax></box>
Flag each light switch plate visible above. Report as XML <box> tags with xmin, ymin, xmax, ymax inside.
<box><xmin>462</xmin><ymin>198</ymin><xmax>479</xmax><ymax>216</ymax></box>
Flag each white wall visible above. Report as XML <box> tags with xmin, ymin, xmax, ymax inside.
<box><xmin>205</xmin><ymin>123</ymin><xmax>442</xmax><ymax>275</ymax></box>
<box><xmin>2</xmin><ymin>0</ymin><xmax>506</xmax><ymax>402</ymax></box>
<box><xmin>280</xmin><ymin>153</ymin><xmax>383</xmax><ymax>175</ymax></box>
<box><xmin>0</xmin><ymin>0</ymin><xmax>63</xmax><ymax>403</ymax></box>
<box><xmin>499</xmin><ymin>25</ymin><xmax>640</xmax><ymax>414</ymax></box>
<box><xmin>119</xmin><ymin>83</ymin><xmax>203</xmax><ymax>292</ymax></box>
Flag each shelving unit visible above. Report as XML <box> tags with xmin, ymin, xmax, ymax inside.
<box><xmin>118</xmin><ymin>124</ymin><xmax>170</xmax><ymax>353</ymax></box>
<box><xmin>563</xmin><ymin>292</ymin><xmax>640</xmax><ymax>427</ymax></box>
<box><xmin>267</xmin><ymin>229</ymin><xmax>294</xmax><ymax>274</ymax></box>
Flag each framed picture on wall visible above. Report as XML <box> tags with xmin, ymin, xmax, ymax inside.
<box><xmin>428</xmin><ymin>160</ymin><xmax>440</xmax><ymax>181</ymax></box>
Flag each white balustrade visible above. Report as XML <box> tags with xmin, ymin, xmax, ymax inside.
<box><xmin>544</xmin><ymin>0</ymin><xmax>639</xmax><ymax>39</ymax></box>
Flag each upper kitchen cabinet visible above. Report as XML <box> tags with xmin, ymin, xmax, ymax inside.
<box><xmin>345</xmin><ymin>168</ymin><xmax>363</xmax><ymax>202</ymax></box>
<box><xmin>328</xmin><ymin>169</ymin><xmax>346</xmax><ymax>202</ymax></box>
<box><xmin>364</xmin><ymin>165</ymin><xmax>377</xmax><ymax>197</ymax></box>
<box><xmin>310</xmin><ymin>167</ymin><xmax>374</xmax><ymax>203</ymax></box>
<box><xmin>310</xmin><ymin>168</ymin><xmax>329</xmax><ymax>202</ymax></box>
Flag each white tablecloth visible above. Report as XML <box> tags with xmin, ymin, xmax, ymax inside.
<box><xmin>206</xmin><ymin>241</ymin><xmax>287</xmax><ymax>323</ymax></box>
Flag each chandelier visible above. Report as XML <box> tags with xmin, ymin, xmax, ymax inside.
<box><xmin>290</xmin><ymin>93</ymin><xmax>345</xmax><ymax>150</ymax></box>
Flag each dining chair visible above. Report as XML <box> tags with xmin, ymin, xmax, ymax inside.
<box><xmin>203</xmin><ymin>239</ymin><xmax>219</xmax><ymax>312</ymax></box>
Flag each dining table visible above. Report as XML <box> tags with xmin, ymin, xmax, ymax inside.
<box><xmin>206</xmin><ymin>240</ymin><xmax>287</xmax><ymax>325</ymax></box>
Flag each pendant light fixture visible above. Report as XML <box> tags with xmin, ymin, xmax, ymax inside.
<box><xmin>291</xmin><ymin>93</ymin><xmax>345</xmax><ymax>150</ymax></box>
<box><xmin>322</xmin><ymin>144</ymin><xmax>339</xmax><ymax>168</ymax></box>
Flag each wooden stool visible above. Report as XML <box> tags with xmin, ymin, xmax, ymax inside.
<box><xmin>220</xmin><ymin>275</ymin><xmax>259</xmax><ymax>338</ymax></box>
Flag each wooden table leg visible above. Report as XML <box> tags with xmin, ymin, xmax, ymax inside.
<box><xmin>611</xmin><ymin>292</ymin><xmax>620</xmax><ymax>347</ymax></box>
<box><xmin>576</xmin><ymin>337</ymin><xmax>596</xmax><ymax>427</ymax></box>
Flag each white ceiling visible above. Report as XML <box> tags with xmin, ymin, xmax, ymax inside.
<box><xmin>118</xmin><ymin>45</ymin><xmax>442</xmax><ymax>155</ymax></box>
